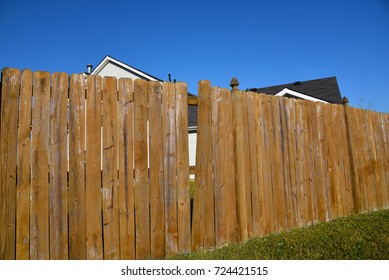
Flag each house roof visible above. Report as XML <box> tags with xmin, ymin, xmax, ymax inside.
<box><xmin>247</xmin><ymin>76</ymin><xmax>342</xmax><ymax>104</ymax></box>
<box><xmin>90</xmin><ymin>55</ymin><xmax>163</xmax><ymax>82</ymax></box>
<box><xmin>188</xmin><ymin>76</ymin><xmax>343</xmax><ymax>129</ymax></box>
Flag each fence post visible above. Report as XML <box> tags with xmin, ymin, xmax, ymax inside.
<box><xmin>342</xmin><ymin>96</ymin><xmax>358</xmax><ymax>214</ymax></box>
<box><xmin>230</xmin><ymin>77</ymin><xmax>239</xmax><ymax>92</ymax></box>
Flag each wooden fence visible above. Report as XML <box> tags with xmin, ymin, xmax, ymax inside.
<box><xmin>0</xmin><ymin>68</ymin><xmax>190</xmax><ymax>260</ymax></box>
<box><xmin>1</xmin><ymin>68</ymin><xmax>388</xmax><ymax>259</ymax></box>
<box><xmin>192</xmin><ymin>81</ymin><xmax>389</xmax><ymax>250</ymax></box>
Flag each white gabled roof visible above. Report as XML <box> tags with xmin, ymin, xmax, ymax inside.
<box><xmin>90</xmin><ymin>55</ymin><xmax>162</xmax><ymax>81</ymax></box>
<box><xmin>275</xmin><ymin>88</ymin><xmax>328</xmax><ymax>103</ymax></box>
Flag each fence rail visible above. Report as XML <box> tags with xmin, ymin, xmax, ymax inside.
<box><xmin>1</xmin><ymin>68</ymin><xmax>388</xmax><ymax>259</ymax></box>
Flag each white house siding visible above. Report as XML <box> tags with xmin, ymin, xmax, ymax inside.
<box><xmin>97</xmin><ymin>62</ymin><xmax>144</xmax><ymax>80</ymax></box>
<box><xmin>188</xmin><ymin>132</ymin><xmax>197</xmax><ymax>167</ymax></box>
<box><xmin>188</xmin><ymin>132</ymin><xmax>197</xmax><ymax>179</ymax></box>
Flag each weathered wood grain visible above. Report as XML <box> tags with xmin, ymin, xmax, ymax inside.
<box><xmin>175</xmin><ymin>82</ymin><xmax>191</xmax><ymax>254</ymax></box>
<box><xmin>134</xmin><ymin>79</ymin><xmax>150</xmax><ymax>259</ymax></box>
<box><xmin>30</xmin><ymin>71</ymin><xmax>50</xmax><ymax>259</ymax></box>
<box><xmin>117</xmin><ymin>78</ymin><xmax>135</xmax><ymax>260</ymax></box>
<box><xmin>148</xmin><ymin>81</ymin><xmax>165</xmax><ymax>259</ymax></box>
<box><xmin>85</xmin><ymin>75</ymin><xmax>104</xmax><ymax>260</ymax></box>
<box><xmin>16</xmin><ymin>69</ymin><xmax>32</xmax><ymax>259</ymax></box>
<box><xmin>69</xmin><ymin>74</ymin><xmax>86</xmax><ymax>259</ymax></box>
<box><xmin>102</xmin><ymin>77</ymin><xmax>120</xmax><ymax>259</ymax></box>
<box><xmin>0</xmin><ymin>68</ymin><xmax>20</xmax><ymax>260</ymax></box>
<box><xmin>49</xmin><ymin>72</ymin><xmax>69</xmax><ymax>259</ymax></box>
<box><xmin>162</xmin><ymin>81</ymin><xmax>178</xmax><ymax>257</ymax></box>
<box><xmin>192</xmin><ymin>80</ymin><xmax>215</xmax><ymax>251</ymax></box>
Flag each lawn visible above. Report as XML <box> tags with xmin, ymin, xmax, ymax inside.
<box><xmin>171</xmin><ymin>209</ymin><xmax>389</xmax><ymax>260</ymax></box>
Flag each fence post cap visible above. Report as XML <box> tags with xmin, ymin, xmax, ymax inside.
<box><xmin>341</xmin><ymin>96</ymin><xmax>349</xmax><ymax>106</ymax></box>
<box><xmin>230</xmin><ymin>77</ymin><xmax>239</xmax><ymax>91</ymax></box>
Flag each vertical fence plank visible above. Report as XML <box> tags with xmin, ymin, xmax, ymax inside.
<box><xmin>86</xmin><ymin>75</ymin><xmax>103</xmax><ymax>260</ymax></box>
<box><xmin>162</xmin><ymin>81</ymin><xmax>178</xmax><ymax>257</ymax></box>
<box><xmin>333</xmin><ymin>106</ymin><xmax>347</xmax><ymax>217</ymax></box>
<box><xmin>247</xmin><ymin>91</ymin><xmax>261</xmax><ymax>236</ymax></box>
<box><xmin>134</xmin><ymin>79</ymin><xmax>150</xmax><ymax>259</ymax></box>
<box><xmin>351</xmin><ymin>107</ymin><xmax>363</xmax><ymax>212</ymax></box>
<box><xmin>261</xmin><ymin>95</ymin><xmax>275</xmax><ymax>233</ymax></box>
<box><xmin>279</xmin><ymin>97</ymin><xmax>292</xmax><ymax>229</ymax></box>
<box><xmin>0</xmin><ymin>68</ymin><xmax>20</xmax><ymax>259</ymax></box>
<box><xmin>211</xmin><ymin>86</ymin><xmax>225</xmax><ymax>247</ymax></box>
<box><xmin>379</xmin><ymin>113</ymin><xmax>389</xmax><ymax>208</ymax></box>
<box><xmin>355</xmin><ymin>108</ymin><xmax>369</xmax><ymax>212</ymax></box>
<box><xmin>117</xmin><ymin>78</ymin><xmax>135</xmax><ymax>260</ymax></box>
<box><xmin>343</xmin><ymin>105</ymin><xmax>358</xmax><ymax>214</ymax></box>
<box><xmin>381</xmin><ymin>114</ymin><xmax>389</xmax><ymax>207</ymax></box>
<box><xmin>330</xmin><ymin>105</ymin><xmax>343</xmax><ymax>218</ymax></box>
<box><xmin>232</xmin><ymin>90</ymin><xmax>252</xmax><ymax>241</ymax></box>
<box><xmin>30</xmin><ymin>71</ymin><xmax>50</xmax><ymax>259</ymax></box>
<box><xmin>366</xmin><ymin>110</ymin><xmax>380</xmax><ymax>211</ymax></box>
<box><xmin>313</xmin><ymin>102</ymin><xmax>328</xmax><ymax>221</ymax></box>
<box><xmin>362</xmin><ymin>110</ymin><xmax>376</xmax><ymax>211</ymax></box>
<box><xmin>242</xmin><ymin>91</ymin><xmax>254</xmax><ymax>238</ymax></box>
<box><xmin>175</xmin><ymin>82</ymin><xmax>191</xmax><ymax>254</ymax></box>
<box><xmin>271</xmin><ymin>97</ymin><xmax>287</xmax><ymax>231</ymax></box>
<box><xmin>148</xmin><ymin>81</ymin><xmax>165</xmax><ymax>259</ymax></box>
<box><xmin>212</xmin><ymin>87</ymin><xmax>238</xmax><ymax>246</ymax></box>
<box><xmin>295</xmin><ymin>100</ymin><xmax>307</xmax><ymax>225</ymax></box>
<box><xmin>322</xmin><ymin>104</ymin><xmax>338</xmax><ymax>219</ymax></box>
<box><xmin>371</xmin><ymin>112</ymin><xmax>384</xmax><ymax>209</ymax></box>
<box><xmin>253</xmin><ymin>94</ymin><xmax>267</xmax><ymax>236</ymax></box>
<box><xmin>284</xmin><ymin>98</ymin><xmax>299</xmax><ymax>227</ymax></box>
<box><xmin>69</xmin><ymin>74</ymin><xmax>86</xmax><ymax>259</ymax></box>
<box><xmin>302</xmin><ymin>101</ymin><xmax>314</xmax><ymax>224</ymax></box>
<box><xmin>16</xmin><ymin>69</ymin><xmax>32</xmax><ymax>260</ymax></box>
<box><xmin>336</xmin><ymin>105</ymin><xmax>354</xmax><ymax>215</ymax></box>
<box><xmin>305</xmin><ymin>102</ymin><xmax>317</xmax><ymax>223</ymax></box>
<box><xmin>102</xmin><ymin>77</ymin><xmax>120</xmax><ymax>259</ymax></box>
<box><xmin>49</xmin><ymin>72</ymin><xmax>69</xmax><ymax>259</ymax></box>
<box><xmin>192</xmin><ymin>80</ymin><xmax>215</xmax><ymax>251</ymax></box>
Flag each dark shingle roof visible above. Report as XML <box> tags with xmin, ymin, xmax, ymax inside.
<box><xmin>247</xmin><ymin>76</ymin><xmax>342</xmax><ymax>104</ymax></box>
<box><xmin>188</xmin><ymin>77</ymin><xmax>343</xmax><ymax>129</ymax></box>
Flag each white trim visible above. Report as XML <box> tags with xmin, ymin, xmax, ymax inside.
<box><xmin>91</xmin><ymin>55</ymin><xmax>159</xmax><ymax>81</ymax></box>
<box><xmin>275</xmin><ymin>88</ymin><xmax>328</xmax><ymax>103</ymax></box>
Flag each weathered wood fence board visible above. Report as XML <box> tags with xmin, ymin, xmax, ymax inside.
<box><xmin>49</xmin><ymin>72</ymin><xmax>69</xmax><ymax>260</ymax></box>
<box><xmin>117</xmin><ymin>77</ymin><xmax>135</xmax><ymax>260</ymax></box>
<box><xmin>192</xmin><ymin>81</ymin><xmax>215</xmax><ymax>251</ymax></box>
<box><xmin>0</xmin><ymin>68</ymin><xmax>20</xmax><ymax>260</ymax></box>
<box><xmin>1</xmin><ymin>69</ymin><xmax>388</xmax><ymax>260</ymax></box>
<box><xmin>30</xmin><ymin>71</ymin><xmax>50</xmax><ymax>259</ymax></box>
<box><xmin>175</xmin><ymin>82</ymin><xmax>191</xmax><ymax>254</ymax></box>
<box><xmin>148</xmin><ymin>81</ymin><xmax>164</xmax><ymax>259</ymax></box>
<box><xmin>16</xmin><ymin>69</ymin><xmax>32</xmax><ymax>260</ymax></box>
<box><xmin>85</xmin><ymin>75</ymin><xmax>104</xmax><ymax>260</ymax></box>
<box><xmin>69</xmin><ymin>74</ymin><xmax>87</xmax><ymax>259</ymax></box>
<box><xmin>134</xmin><ymin>79</ymin><xmax>149</xmax><ymax>259</ymax></box>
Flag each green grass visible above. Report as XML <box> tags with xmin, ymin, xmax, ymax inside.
<box><xmin>171</xmin><ymin>209</ymin><xmax>389</xmax><ymax>260</ymax></box>
<box><xmin>189</xmin><ymin>180</ymin><xmax>195</xmax><ymax>199</ymax></box>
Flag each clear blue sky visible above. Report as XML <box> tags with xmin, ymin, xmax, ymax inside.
<box><xmin>1</xmin><ymin>0</ymin><xmax>388</xmax><ymax>112</ymax></box>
